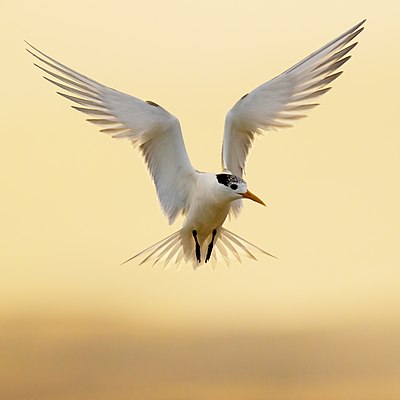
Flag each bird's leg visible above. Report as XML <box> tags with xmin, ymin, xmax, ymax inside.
<box><xmin>205</xmin><ymin>229</ymin><xmax>217</xmax><ymax>263</ymax></box>
<box><xmin>192</xmin><ymin>230</ymin><xmax>201</xmax><ymax>263</ymax></box>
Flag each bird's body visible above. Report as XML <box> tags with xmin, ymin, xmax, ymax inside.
<box><xmin>26</xmin><ymin>20</ymin><xmax>365</xmax><ymax>268</ymax></box>
<box><xmin>181</xmin><ymin>173</ymin><xmax>245</xmax><ymax>265</ymax></box>
<box><xmin>128</xmin><ymin>171</ymin><xmax>266</xmax><ymax>268</ymax></box>
<box><xmin>184</xmin><ymin>173</ymin><xmax>230</xmax><ymax>238</ymax></box>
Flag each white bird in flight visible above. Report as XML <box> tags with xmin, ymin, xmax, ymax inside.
<box><xmin>27</xmin><ymin>20</ymin><xmax>365</xmax><ymax>269</ymax></box>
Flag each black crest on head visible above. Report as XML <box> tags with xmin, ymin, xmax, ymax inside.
<box><xmin>216</xmin><ymin>174</ymin><xmax>242</xmax><ymax>187</ymax></box>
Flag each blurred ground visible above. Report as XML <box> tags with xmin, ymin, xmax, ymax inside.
<box><xmin>2</xmin><ymin>315</ymin><xmax>399</xmax><ymax>400</ymax></box>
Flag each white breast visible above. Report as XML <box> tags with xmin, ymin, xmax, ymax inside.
<box><xmin>183</xmin><ymin>173</ymin><xmax>231</xmax><ymax>243</ymax></box>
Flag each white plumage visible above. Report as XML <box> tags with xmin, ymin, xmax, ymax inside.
<box><xmin>26</xmin><ymin>20</ymin><xmax>365</xmax><ymax>269</ymax></box>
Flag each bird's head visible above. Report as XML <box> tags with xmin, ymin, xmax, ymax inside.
<box><xmin>215</xmin><ymin>173</ymin><xmax>265</xmax><ymax>206</ymax></box>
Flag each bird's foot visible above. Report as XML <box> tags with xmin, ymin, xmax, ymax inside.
<box><xmin>192</xmin><ymin>230</ymin><xmax>201</xmax><ymax>263</ymax></box>
<box><xmin>205</xmin><ymin>229</ymin><xmax>217</xmax><ymax>263</ymax></box>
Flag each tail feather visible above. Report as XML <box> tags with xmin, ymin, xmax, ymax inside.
<box><xmin>121</xmin><ymin>230</ymin><xmax>180</xmax><ymax>266</ymax></box>
<box><xmin>216</xmin><ymin>239</ymin><xmax>230</xmax><ymax>267</ymax></box>
<box><xmin>222</xmin><ymin>228</ymin><xmax>277</xmax><ymax>259</ymax></box>
<box><xmin>175</xmin><ymin>246</ymin><xmax>186</xmax><ymax>270</ymax></box>
<box><xmin>141</xmin><ymin>235</ymin><xmax>180</xmax><ymax>266</ymax></box>
<box><xmin>151</xmin><ymin>236</ymin><xmax>181</xmax><ymax>267</ymax></box>
<box><xmin>164</xmin><ymin>240</ymin><xmax>183</xmax><ymax>268</ymax></box>
<box><xmin>122</xmin><ymin>227</ymin><xmax>276</xmax><ymax>269</ymax></box>
<box><xmin>221</xmin><ymin>229</ymin><xmax>257</xmax><ymax>260</ymax></box>
<box><xmin>219</xmin><ymin>234</ymin><xmax>241</xmax><ymax>263</ymax></box>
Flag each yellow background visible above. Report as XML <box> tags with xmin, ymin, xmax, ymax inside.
<box><xmin>1</xmin><ymin>0</ymin><xmax>399</xmax><ymax>399</ymax></box>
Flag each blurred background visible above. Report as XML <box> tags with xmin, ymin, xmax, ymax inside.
<box><xmin>1</xmin><ymin>0</ymin><xmax>400</xmax><ymax>399</ymax></box>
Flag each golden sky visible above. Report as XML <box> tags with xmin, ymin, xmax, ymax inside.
<box><xmin>1</xmin><ymin>0</ymin><xmax>400</xmax><ymax>334</ymax></box>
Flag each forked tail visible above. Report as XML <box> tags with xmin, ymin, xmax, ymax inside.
<box><xmin>122</xmin><ymin>228</ymin><xmax>276</xmax><ymax>269</ymax></box>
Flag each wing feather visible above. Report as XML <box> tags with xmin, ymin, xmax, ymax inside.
<box><xmin>222</xmin><ymin>20</ymin><xmax>365</xmax><ymax>216</ymax></box>
<box><xmin>27</xmin><ymin>42</ymin><xmax>196</xmax><ymax>224</ymax></box>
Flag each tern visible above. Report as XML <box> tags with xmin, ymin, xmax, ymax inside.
<box><xmin>26</xmin><ymin>20</ymin><xmax>365</xmax><ymax>269</ymax></box>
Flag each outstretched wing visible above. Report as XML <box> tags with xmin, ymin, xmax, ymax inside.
<box><xmin>26</xmin><ymin>43</ymin><xmax>196</xmax><ymax>224</ymax></box>
<box><xmin>222</xmin><ymin>20</ymin><xmax>365</xmax><ymax>215</ymax></box>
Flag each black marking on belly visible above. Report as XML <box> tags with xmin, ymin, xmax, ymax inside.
<box><xmin>192</xmin><ymin>230</ymin><xmax>201</xmax><ymax>263</ymax></box>
<box><xmin>205</xmin><ymin>229</ymin><xmax>217</xmax><ymax>263</ymax></box>
<box><xmin>240</xmin><ymin>93</ymin><xmax>249</xmax><ymax>100</ymax></box>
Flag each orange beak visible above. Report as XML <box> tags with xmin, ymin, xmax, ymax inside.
<box><xmin>241</xmin><ymin>190</ymin><xmax>266</xmax><ymax>206</ymax></box>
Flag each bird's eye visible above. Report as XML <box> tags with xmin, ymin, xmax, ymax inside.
<box><xmin>230</xmin><ymin>184</ymin><xmax>238</xmax><ymax>190</ymax></box>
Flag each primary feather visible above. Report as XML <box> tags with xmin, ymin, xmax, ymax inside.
<box><xmin>26</xmin><ymin>42</ymin><xmax>196</xmax><ymax>225</ymax></box>
<box><xmin>222</xmin><ymin>20</ymin><xmax>365</xmax><ymax>216</ymax></box>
